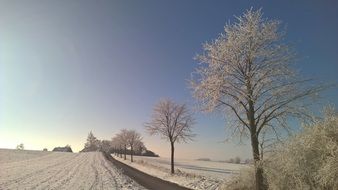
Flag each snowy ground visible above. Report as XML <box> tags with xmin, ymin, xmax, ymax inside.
<box><xmin>0</xmin><ymin>149</ymin><xmax>146</xmax><ymax>190</ymax></box>
<box><xmin>112</xmin><ymin>155</ymin><xmax>249</xmax><ymax>190</ymax></box>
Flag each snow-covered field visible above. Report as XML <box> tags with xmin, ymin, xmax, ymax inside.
<box><xmin>0</xmin><ymin>149</ymin><xmax>145</xmax><ymax>190</ymax></box>
<box><xmin>112</xmin><ymin>155</ymin><xmax>249</xmax><ymax>190</ymax></box>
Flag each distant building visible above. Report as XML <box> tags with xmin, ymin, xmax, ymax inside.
<box><xmin>52</xmin><ymin>146</ymin><xmax>73</xmax><ymax>152</ymax></box>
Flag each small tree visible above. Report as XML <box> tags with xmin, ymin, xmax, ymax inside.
<box><xmin>84</xmin><ymin>131</ymin><xmax>100</xmax><ymax>152</ymax></box>
<box><xmin>134</xmin><ymin>140</ymin><xmax>146</xmax><ymax>155</ymax></box>
<box><xmin>126</xmin><ymin>130</ymin><xmax>143</xmax><ymax>162</ymax></box>
<box><xmin>145</xmin><ymin>99</ymin><xmax>195</xmax><ymax>174</ymax></box>
<box><xmin>190</xmin><ymin>9</ymin><xmax>324</xmax><ymax>190</ymax></box>
<box><xmin>100</xmin><ymin>140</ymin><xmax>112</xmax><ymax>153</ymax></box>
<box><xmin>229</xmin><ymin>158</ymin><xmax>235</xmax><ymax>163</ymax></box>
<box><xmin>16</xmin><ymin>143</ymin><xmax>24</xmax><ymax>150</ymax></box>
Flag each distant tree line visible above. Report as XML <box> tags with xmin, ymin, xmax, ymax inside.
<box><xmin>227</xmin><ymin>156</ymin><xmax>241</xmax><ymax>164</ymax></box>
<box><xmin>53</xmin><ymin>145</ymin><xmax>73</xmax><ymax>152</ymax></box>
<box><xmin>80</xmin><ymin>130</ymin><xmax>158</xmax><ymax>161</ymax></box>
<box><xmin>111</xmin><ymin>129</ymin><xmax>144</xmax><ymax>162</ymax></box>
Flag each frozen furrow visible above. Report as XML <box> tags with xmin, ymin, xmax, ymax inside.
<box><xmin>0</xmin><ymin>150</ymin><xmax>145</xmax><ymax>190</ymax></box>
<box><xmin>89</xmin><ymin>153</ymin><xmax>100</xmax><ymax>190</ymax></box>
<box><xmin>33</xmin><ymin>153</ymin><xmax>88</xmax><ymax>189</ymax></box>
<box><xmin>99</xmin><ymin>154</ymin><xmax>119</xmax><ymax>189</ymax></box>
<box><xmin>0</xmin><ymin>153</ymin><xmax>79</xmax><ymax>187</ymax></box>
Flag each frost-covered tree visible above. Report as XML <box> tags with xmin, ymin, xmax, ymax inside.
<box><xmin>112</xmin><ymin>135</ymin><xmax>123</xmax><ymax>158</ymax></box>
<box><xmin>145</xmin><ymin>99</ymin><xmax>195</xmax><ymax>174</ymax></box>
<box><xmin>134</xmin><ymin>139</ymin><xmax>146</xmax><ymax>155</ymax></box>
<box><xmin>264</xmin><ymin>107</ymin><xmax>338</xmax><ymax>190</ymax></box>
<box><xmin>190</xmin><ymin>9</ymin><xmax>323</xmax><ymax>190</ymax></box>
<box><xmin>84</xmin><ymin>131</ymin><xmax>100</xmax><ymax>152</ymax></box>
<box><xmin>126</xmin><ymin>130</ymin><xmax>143</xmax><ymax>162</ymax></box>
<box><xmin>100</xmin><ymin>140</ymin><xmax>112</xmax><ymax>153</ymax></box>
<box><xmin>16</xmin><ymin>143</ymin><xmax>24</xmax><ymax>150</ymax></box>
<box><xmin>112</xmin><ymin>131</ymin><xmax>146</xmax><ymax>158</ymax></box>
<box><xmin>117</xmin><ymin>129</ymin><xmax>129</xmax><ymax>160</ymax></box>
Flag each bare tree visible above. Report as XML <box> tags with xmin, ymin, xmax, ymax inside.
<box><xmin>190</xmin><ymin>9</ymin><xmax>324</xmax><ymax>190</ymax></box>
<box><xmin>145</xmin><ymin>99</ymin><xmax>195</xmax><ymax>174</ymax></box>
<box><xmin>126</xmin><ymin>130</ymin><xmax>143</xmax><ymax>162</ymax></box>
<box><xmin>117</xmin><ymin>129</ymin><xmax>129</xmax><ymax>160</ymax></box>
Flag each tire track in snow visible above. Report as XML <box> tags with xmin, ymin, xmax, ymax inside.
<box><xmin>89</xmin><ymin>153</ymin><xmax>100</xmax><ymax>190</ymax></box>
<box><xmin>100</xmin><ymin>154</ymin><xmax>119</xmax><ymax>189</ymax></box>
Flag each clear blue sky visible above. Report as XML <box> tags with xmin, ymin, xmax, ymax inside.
<box><xmin>0</xmin><ymin>0</ymin><xmax>337</xmax><ymax>160</ymax></box>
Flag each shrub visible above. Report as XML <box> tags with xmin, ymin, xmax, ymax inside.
<box><xmin>235</xmin><ymin>157</ymin><xmax>241</xmax><ymax>164</ymax></box>
<box><xmin>16</xmin><ymin>143</ymin><xmax>24</xmax><ymax>150</ymax></box>
<box><xmin>264</xmin><ymin>109</ymin><xmax>338</xmax><ymax>190</ymax></box>
<box><xmin>221</xmin><ymin>167</ymin><xmax>255</xmax><ymax>190</ymax></box>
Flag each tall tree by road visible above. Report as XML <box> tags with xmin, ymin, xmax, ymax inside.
<box><xmin>126</xmin><ymin>130</ymin><xmax>143</xmax><ymax>162</ymax></box>
<box><xmin>145</xmin><ymin>99</ymin><xmax>195</xmax><ymax>174</ymax></box>
<box><xmin>190</xmin><ymin>9</ymin><xmax>323</xmax><ymax>190</ymax></box>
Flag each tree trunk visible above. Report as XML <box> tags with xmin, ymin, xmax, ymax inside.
<box><xmin>251</xmin><ymin>132</ymin><xmax>266</xmax><ymax>190</ymax></box>
<box><xmin>246</xmin><ymin>90</ymin><xmax>267</xmax><ymax>190</ymax></box>
<box><xmin>119</xmin><ymin>146</ymin><xmax>122</xmax><ymax>158</ymax></box>
<box><xmin>124</xmin><ymin>146</ymin><xmax>126</xmax><ymax>160</ymax></box>
<box><xmin>131</xmin><ymin>146</ymin><xmax>133</xmax><ymax>162</ymax></box>
<box><xmin>170</xmin><ymin>141</ymin><xmax>175</xmax><ymax>174</ymax></box>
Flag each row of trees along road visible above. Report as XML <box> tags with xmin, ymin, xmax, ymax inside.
<box><xmin>82</xmin><ymin>101</ymin><xmax>194</xmax><ymax>175</ymax></box>
<box><xmin>83</xmin><ymin>130</ymin><xmax>147</xmax><ymax>162</ymax></box>
<box><xmin>111</xmin><ymin>129</ymin><xmax>144</xmax><ymax>162</ymax></box>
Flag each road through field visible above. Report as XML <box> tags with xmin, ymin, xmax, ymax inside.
<box><xmin>0</xmin><ymin>150</ymin><xmax>145</xmax><ymax>190</ymax></box>
<box><xmin>105</xmin><ymin>154</ymin><xmax>192</xmax><ymax>190</ymax></box>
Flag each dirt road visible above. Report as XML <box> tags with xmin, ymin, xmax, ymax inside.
<box><xmin>104</xmin><ymin>153</ymin><xmax>192</xmax><ymax>190</ymax></box>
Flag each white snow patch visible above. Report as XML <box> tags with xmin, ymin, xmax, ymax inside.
<box><xmin>0</xmin><ymin>149</ymin><xmax>146</xmax><ymax>190</ymax></box>
<box><xmin>113</xmin><ymin>155</ymin><xmax>249</xmax><ymax>190</ymax></box>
